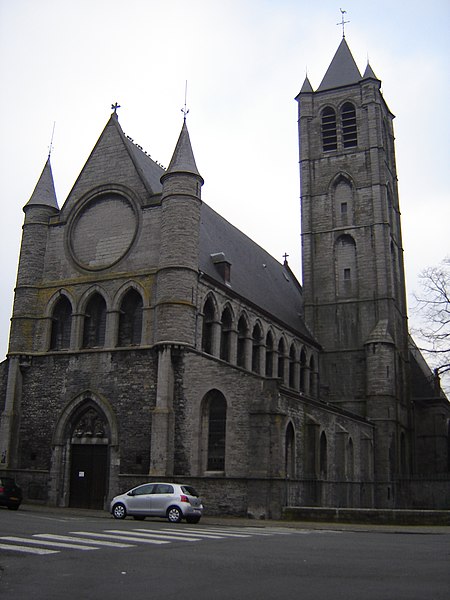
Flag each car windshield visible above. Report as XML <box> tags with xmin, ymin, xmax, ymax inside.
<box><xmin>181</xmin><ymin>485</ymin><xmax>199</xmax><ymax>497</ymax></box>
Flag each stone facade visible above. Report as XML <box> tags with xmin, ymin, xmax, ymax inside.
<box><xmin>1</xmin><ymin>39</ymin><xmax>448</xmax><ymax>517</ymax></box>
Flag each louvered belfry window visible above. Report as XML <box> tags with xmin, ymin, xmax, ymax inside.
<box><xmin>341</xmin><ymin>102</ymin><xmax>357</xmax><ymax>148</ymax></box>
<box><xmin>321</xmin><ymin>107</ymin><xmax>337</xmax><ymax>151</ymax></box>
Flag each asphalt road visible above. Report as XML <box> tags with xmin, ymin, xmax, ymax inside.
<box><xmin>0</xmin><ymin>505</ymin><xmax>449</xmax><ymax>600</ymax></box>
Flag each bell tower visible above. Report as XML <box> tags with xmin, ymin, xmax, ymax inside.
<box><xmin>296</xmin><ymin>38</ymin><xmax>411</xmax><ymax>504</ymax></box>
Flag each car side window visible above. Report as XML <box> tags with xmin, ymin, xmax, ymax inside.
<box><xmin>134</xmin><ymin>484</ymin><xmax>154</xmax><ymax>495</ymax></box>
<box><xmin>155</xmin><ymin>484</ymin><xmax>173</xmax><ymax>494</ymax></box>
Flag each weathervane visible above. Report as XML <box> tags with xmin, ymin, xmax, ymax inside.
<box><xmin>111</xmin><ymin>102</ymin><xmax>121</xmax><ymax>114</ymax></box>
<box><xmin>337</xmin><ymin>8</ymin><xmax>349</xmax><ymax>38</ymax></box>
<box><xmin>181</xmin><ymin>80</ymin><xmax>189</xmax><ymax>121</ymax></box>
<box><xmin>48</xmin><ymin>121</ymin><xmax>56</xmax><ymax>159</ymax></box>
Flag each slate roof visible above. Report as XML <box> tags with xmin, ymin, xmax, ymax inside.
<box><xmin>199</xmin><ymin>202</ymin><xmax>311</xmax><ymax>339</ymax></box>
<box><xmin>163</xmin><ymin>120</ymin><xmax>203</xmax><ymax>180</ymax></box>
<box><xmin>122</xmin><ymin>119</ymin><xmax>310</xmax><ymax>338</ymax></box>
<box><xmin>125</xmin><ymin>138</ymin><xmax>165</xmax><ymax>194</ymax></box>
<box><xmin>25</xmin><ymin>157</ymin><xmax>59</xmax><ymax>210</ymax></box>
<box><xmin>317</xmin><ymin>38</ymin><xmax>362</xmax><ymax>91</ymax></box>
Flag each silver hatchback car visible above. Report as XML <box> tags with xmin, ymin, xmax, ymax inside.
<box><xmin>110</xmin><ymin>482</ymin><xmax>203</xmax><ymax>523</ymax></box>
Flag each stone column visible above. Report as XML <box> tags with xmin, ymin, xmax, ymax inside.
<box><xmin>149</xmin><ymin>345</ymin><xmax>174</xmax><ymax>476</ymax></box>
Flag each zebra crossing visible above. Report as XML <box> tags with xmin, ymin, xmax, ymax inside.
<box><xmin>0</xmin><ymin>525</ymin><xmax>305</xmax><ymax>556</ymax></box>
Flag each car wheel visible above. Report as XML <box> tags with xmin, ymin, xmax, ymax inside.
<box><xmin>167</xmin><ymin>506</ymin><xmax>183</xmax><ymax>523</ymax></box>
<box><xmin>186</xmin><ymin>515</ymin><xmax>200</xmax><ymax>524</ymax></box>
<box><xmin>112</xmin><ymin>503</ymin><xmax>127</xmax><ymax>519</ymax></box>
<box><xmin>133</xmin><ymin>515</ymin><xmax>146</xmax><ymax>521</ymax></box>
<box><xmin>7</xmin><ymin>505</ymin><xmax>19</xmax><ymax>511</ymax></box>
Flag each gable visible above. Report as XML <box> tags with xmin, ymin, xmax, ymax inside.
<box><xmin>60</xmin><ymin>116</ymin><xmax>164</xmax><ymax>217</ymax></box>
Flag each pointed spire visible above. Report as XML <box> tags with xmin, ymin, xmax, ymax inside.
<box><xmin>163</xmin><ymin>120</ymin><xmax>203</xmax><ymax>182</ymax></box>
<box><xmin>363</xmin><ymin>62</ymin><xmax>378</xmax><ymax>81</ymax></box>
<box><xmin>299</xmin><ymin>75</ymin><xmax>313</xmax><ymax>94</ymax></box>
<box><xmin>317</xmin><ymin>38</ymin><xmax>362</xmax><ymax>91</ymax></box>
<box><xmin>25</xmin><ymin>157</ymin><xmax>59</xmax><ymax>210</ymax></box>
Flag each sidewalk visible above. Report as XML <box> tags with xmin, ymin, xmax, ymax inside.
<box><xmin>20</xmin><ymin>503</ymin><xmax>450</xmax><ymax>535</ymax></box>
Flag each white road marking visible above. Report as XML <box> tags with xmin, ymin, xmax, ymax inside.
<box><xmin>34</xmin><ymin>533</ymin><xmax>134</xmax><ymax>548</ymax></box>
<box><xmin>1</xmin><ymin>536</ymin><xmax>97</xmax><ymax>550</ymax></box>
<box><xmin>105</xmin><ymin>529</ymin><xmax>200</xmax><ymax>542</ymax></box>
<box><xmin>174</xmin><ymin>527</ymin><xmax>251</xmax><ymax>538</ymax></box>
<box><xmin>69</xmin><ymin>531</ymin><xmax>170</xmax><ymax>545</ymax></box>
<box><xmin>0</xmin><ymin>542</ymin><xmax>58</xmax><ymax>555</ymax></box>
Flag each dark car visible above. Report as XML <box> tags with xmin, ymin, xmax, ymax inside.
<box><xmin>0</xmin><ymin>477</ymin><xmax>22</xmax><ymax>510</ymax></box>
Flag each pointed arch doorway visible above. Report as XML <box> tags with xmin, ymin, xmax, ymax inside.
<box><xmin>68</xmin><ymin>404</ymin><xmax>110</xmax><ymax>509</ymax></box>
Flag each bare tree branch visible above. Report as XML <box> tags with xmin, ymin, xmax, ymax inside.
<box><xmin>412</xmin><ymin>257</ymin><xmax>450</xmax><ymax>387</ymax></box>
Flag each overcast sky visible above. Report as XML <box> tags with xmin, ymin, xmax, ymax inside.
<box><xmin>0</xmin><ymin>0</ymin><xmax>449</xmax><ymax>362</ymax></box>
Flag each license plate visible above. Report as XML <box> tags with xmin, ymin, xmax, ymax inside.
<box><xmin>10</xmin><ymin>497</ymin><xmax>18</xmax><ymax>501</ymax></box>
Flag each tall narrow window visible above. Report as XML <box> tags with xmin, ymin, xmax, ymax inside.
<box><xmin>288</xmin><ymin>343</ymin><xmax>296</xmax><ymax>388</ymax></box>
<box><xmin>237</xmin><ymin>315</ymin><xmax>248</xmax><ymax>368</ymax></box>
<box><xmin>265</xmin><ymin>331</ymin><xmax>274</xmax><ymax>377</ymax></box>
<box><xmin>321</xmin><ymin>107</ymin><xmax>337</xmax><ymax>151</ymax></box>
<box><xmin>50</xmin><ymin>296</ymin><xmax>72</xmax><ymax>350</ymax></box>
<box><xmin>347</xmin><ymin>437</ymin><xmax>355</xmax><ymax>479</ymax></box>
<box><xmin>202</xmin><ymin>297</ymin><xmax>215</xmax><ymax>355</ymax></box>
<box><xmin>320</xmin><ymin>432</ymin><xmax>328</xmax><ymax>478</ymax></box>
<box><xmin>118</xmin><ymin>289</ymin><xmax>143</xmax><ymax>346</ymax></box>
<box><xmin>252</xmin><ymin>323</ymin><xmax>262</xmax><ymax>373</ymax></box>
<box><xmin>206</xmin><ymin>391</ymin><xmax>227</xmax><ymax>471</ymax></box>
<box><xmin>285</xmin><ymin>423</ymin><xmax>295</xmax><ymax>478</ymax></box>
<box><xmin>220</xmin><ymin>307</ymin><xmax>233</xmax><ymax>362</ymax></box>
<box><xmin>277</xmin><ymin>338</ymin><xmax>286</xmax><ymax>381</ymax></box>
<box><xmin>335</xmin><ymin>234</ymin><xmax>357</xmax><ymax>298</ymax></box>
<box><xmin>341</xmin><ymin>102</ymin><xmax>357</xmax><ymax>148</ymax></box>
<box><xmin>82</xmin><ymin>294</ymin><xmax>107</xmax><ymax>348</ymax></box>
<box><xmin>300</xmin><ymin>348</ymin><xmax>307</xmax><ymax>392</ymax></box>
<box><xmin>309</xmin><ymin>355</ymin><xmax>316</xmax><ymax>396</ymax></box>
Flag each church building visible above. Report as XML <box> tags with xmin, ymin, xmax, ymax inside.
<box><xmin>1</xmin><ymin>37</ymin><xmax>449</xmax><ymax>517</ymax></box>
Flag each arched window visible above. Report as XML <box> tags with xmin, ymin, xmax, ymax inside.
<box><xmin>285</xmin><ymin>423</ymin><xmax>295</xmax><ymax>478</ymax></box>
<box><xmin>204</xmin><ymin>390</ymin><xmax>227</xmax><ymax>471</ymax></box>
<box><xmin>277</xmin><ymin>338</ymin><xmax>286</xmax><ymax>380</ymax></box>
<box><xmin>202</xmin><ymin>297</ymin><xmax>215</xmax><ymax>355</ymax></box>
<box><xmin>321</xmin><ymin>107</ymin><xmax>337</xmax><ymax>151</ymax></box>
<box><xmin>319</xmin><ymin>431</ymin><xmax>328</xmax><ymax>478</ymax></box>
<box><xmin>50</xmin><ymin>296</ymin><xmax>72</xmax><ymax>350</ymax></box>
<box><xmin>82</xmin><ymin>294</ymin><xmax>107</xmax><ymax>348</ymax></box>
<box><xmin>118</xmin><ymin>289</ymin><xmax>143</xmax><ymax>346</ymax></box>
<box><xmin>265</xmin><ymin>331</ymin><xmax>274</xmax><ymax>377</ymax></box>
<box><xmin>237</xmin><ymin>315</ymin><xmax>248</xmax><ymax>368</ymax></box>
<box><xmin>341</xmin><ymin>102</ymin><xmax>357</xmax><ymax>148</ymax></box>
<box><xmin>288</xmin><ymin>343</ymin><xmax>296</xmax><ymax>388</ymax></box>
<box><xmin>252</xmin><ymin>323</ymin><xmax>262</xmax><ymax>373</ymax></box>
<box><xmin>300</xmin><ymin>349</ymin><xmax>307</xmax><ymax>392</ymax></box>
<box><xmin>220</xmin><ymin>307</ymin><xmax>233</xmax><ymax>362</ymax></box>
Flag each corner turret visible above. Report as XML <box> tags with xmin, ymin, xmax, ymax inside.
<box><xmin>154</xmin><ymin>120</ymin><xmax>203</xmax><ymax>345</ymax></box>
<box><xmin>9</xmin><ymin>158</ymin><xmax>59</xmax><ymax>353</ymax></box>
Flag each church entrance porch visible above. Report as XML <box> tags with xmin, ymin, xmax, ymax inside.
<box><xmin>69</xmin><ymin>443</ymin><xmax>108</xmax><ymax>509</ymax></box>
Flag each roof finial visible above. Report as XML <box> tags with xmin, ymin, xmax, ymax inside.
<box><xmin>283</xmin><ymin>252</ymin><xmax>289</xmax><ymax>265</ymax></box>
<box><xmin>48</xmin><ymin>121</ymin><xmax>56</xmax><ymax>159</ymax></box>
<box><xmin>337</xmin><ymin>8</ymin><xmax>349</xmax><ymax>38</ymax></box>
<box><xmin>181</xmin><ymin>80</ymin><xmax>189</xmax><ymax>121</ymax></box>
<box><xmin>111</xmin><ymin>102</ymin><xmax>121</xmax><ymax>115</ymax></box>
